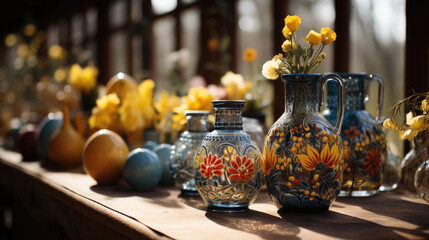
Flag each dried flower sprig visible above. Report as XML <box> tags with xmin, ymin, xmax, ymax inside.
<box><xmin>383</xmin><ymin>92</ymin><xmax>429</xmax><ymax>141</ymax></box>
<box><xmin>262</xmin><ymin>15</ymin><xmax>336</xmax><ymax>79</ymax></box>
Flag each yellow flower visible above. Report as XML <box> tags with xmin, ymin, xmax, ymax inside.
<box><xmin>54</xmin><ymin>68</ymin><xmax>67</xmax><ymax>83</ymax></box>
<box><xmin>80</xmin><ymin>64</ymin><xmax>98</xmax><ymax>94</ymax></box>
<box><xmin>399</xmin><ymin>128</ymin><xmax>419</xmax><ymax>141</ymax></box>
<box><xmin>23</xmin><ymin>24</ymin><xmax>36</xmax><ymax>37</ymax></box>
<box><xmin>282</xmin><ymin>26</ymin><xmax>292</xmax><ymax>38</ymax></box>
<box><xmin>284</xmin><ymin>15</ymin><xmax>301</xmax><ymax>33</ymax></box>
<box><xmin>422</xmin><ymin>99</ymin><xmax>429</xmax><ymax>114</ymax></box>
<box><xmin>48</xmin><ymin>45</ymin><xmax>66</xmax><ymax>60</ymax></box>
<box><xmin>89</xmin><ymin>107</ymin><xmax>116</xmax><ymax>130</ymax></box>
<box><xmin>306</xmin><ymin>30</ymin><xmax>322</xmax><ymax>45</ymax></box>
<box><xmin>242</xmin><ymin>48</ymin><xmax>257</xmax><ymax>62</ymax></box>
<box><xmin>296</xmin><ymin>143</ymin><xmax>340</xmax><ymax>170</ymax></box>
<box><xmin>172</xmin><ymin>87</ymin><xmax>214</xmax><ymax>132</ymax></box>
<box><xmin>282</xmin><ymin>40</ymin><xmax>292</xmax><ymax>53</ymax></box>
<box><xmin>262</xmin><ymin>60</ymin><xmax>280</xmax><ymax>80</ymax></box>
<box><xmin>96</xmin><ymin>93</ymin><xmax>120</xmax><ymax>112</ymax></box>
<box><xmin>321</xmin><ymin>27</ymin><xmax>337</xmax><ymax>45</ymax></box>
<box><xmin>406</xmin><ymin>112</ymin><xmax>428</xmax><ymax>131</ymax></box>
<box><xmin>317</xmin><ymin>52</ymin><xmax>327</xmax><ymax>62</ymax></box>
<box><xmin>221</xmin><ymin>71</ymin><xmax>251</xmax><ymax>100</ymax></box>
<box><xmin>137</xmin><ymin>79</ymin><xmax>156</xmax><ymax>129</ymax></box>
<box><xmin>383</xmin><ymin>118</ymin><xmax>398</xmax><ymax>130</ymax></box>
<box><xmin>4</xmin><ymin>34</ymin><xmax>17</xmax><ymax>47</ymax></box>
<box><xmin>118</xmin><ymin>92</ymin><xmax>145</xmax><ymax>133</ymax></box>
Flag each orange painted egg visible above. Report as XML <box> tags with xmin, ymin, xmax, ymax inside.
<box><xmin>83</xmin><ymin>129</ymin><xmax>129</xmax><ymax>185</ymax></box>
<box><xmin>105</xmin><ymin>72</ymin><xmax>138</xmax><ymax>100</ymax></box>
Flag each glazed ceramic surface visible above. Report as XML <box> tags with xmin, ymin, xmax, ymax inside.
<box><xmin>324</xmin><ymin>73</ymin><xmax>386</xmax><ymax>197</ymax></box>
<box><xmin>154</xmin><ymin>144</ymin><xmax>174</xmax><ymax>185</ymax></box>
<box><xmin>36</xmin><ymin>113</ymin><xmax>62</xmax><ymax>165</ymax></box>
<box><xmin>170</xmin><ymin>111</ymin><xmax>210</xmax><ymax>195</ymax></box>
<box><xmin>263</xmin><ymin>74</ymin><xmax>345</xmax><ymax>212</ymax></box>
<box><xmin>123</xmin><ymin>148</ymin><xmax>162</xmax><ymax>191</ymax></box>
<box><xmin>194</xmin><ymin>101</ymin><xmax>263</xmax><ymax>211</ymax></box>
<box><xmin>83</xmin><ymin>129</ymin><xmax>129</xmax><ymax>185</ymax></box>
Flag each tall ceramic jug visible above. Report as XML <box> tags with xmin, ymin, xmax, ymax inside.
<box><xmin>263</xmin><ymin>74</ymin><xmax>345</xmax><ymax>212</ymax></box>
<box><xmin>323</xmin><ymin>73</ymin><xmax>386</xmax><ymax>197</ymax></box>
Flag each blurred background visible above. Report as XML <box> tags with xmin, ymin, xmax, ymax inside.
<box><xmin>0</xmin><ymin>0</ymin><xmax>428</xmax><ymax>157</ymax></box>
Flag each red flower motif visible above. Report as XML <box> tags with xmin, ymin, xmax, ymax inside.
<box><xmin>227</xmin><ymin>155</ymin><xmax>255</xmax><ymax>182</ymax></box>
<box><xmin>363</xmin><ymin>148</ymin><xmax>383</xmax><ymax>176</ymax></box>
<box><xmin>200</xmin><ymin>153</ymin><xmax>224</xmax><ymax>178</ymax></box>
<box><xmin>344</xmin><ymin>126</ymin><xmax>360</xmax><ymax>139</ymax></box>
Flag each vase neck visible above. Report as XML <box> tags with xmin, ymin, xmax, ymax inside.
<box><xmin>327</xmin><ymin>74</ymin><xmax>366</xmax><ymax>111</ymax></box>
<box><xmin>213</xmin><ymin>100</ymin><xmax>245</xmax><ymax>130</ymax></box>
<box><xmin>62</xmin><ymin>105</ymin><xmax>70</xmax><ymax>128</ymax></box>
<box><xmin>185</xmin><ymin>110</ymin><xmax>210</xmax><ymax>132</ymax></box>
<box><xmin>282</xmin><ymin>75</ymin><xmax>321</xmax><ymax>117</ymax></box>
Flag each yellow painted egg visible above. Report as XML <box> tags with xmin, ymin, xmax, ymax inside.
<box><xmin>105</xmin><ymin>72</ymin><xmax>138</xmax><ymax>100</ymax></box>
<box><xmin>83</xmin><ymin>129</ymin><xmax>129</xmax><ymax>185</ymax></box>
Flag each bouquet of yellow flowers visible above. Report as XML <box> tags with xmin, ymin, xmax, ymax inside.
<box><xmin>262</xmin><ymin>15</ymin><xmax>336</xmax><ymax>79</ymax></box>
<box><xmin>383</xmin><ymin>92</ymin><xmax>429</xmax><ymax>141</ymax></box>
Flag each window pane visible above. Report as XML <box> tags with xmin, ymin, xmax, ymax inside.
<box><xmin>151</xmin><ymin>0</ymin><xmax>177</xmax><ymax>15</ymax></box>
<box><xmin>109</xmin><ymin>31</ymin><xmax>129</xmax><ymax>77</ymax></box>
<box><xmin>131</xmin><ymin>0</ymin><xmax>142</xmax><ymax>22</ymax></box>
<box><xmin>131</xmin><ymin>36</ymin><xmax>142</xmax><ymax>76</ymax></box>
<box><xmin>153</xmin><ymin>16</ymin><xmax>175</xmax><ymax>93</ymax></box>
<box><xmin>181</xmin><ymin>8</ymin><xmax>200</xmax><ymax>84</ymax></box>
<box><xmin>350</xmin><ymin>0</ymin><xmax>405</xmax><ymax>156</ymax></box>
<box><xmin>109</xmin><ymin>0</ymin><xmax>128</xmax><ymax>28</ymax></box>
<box><xmin>86</xmin><ymin>8</ymin><xmax>98</xmax><ymax>38</ymax></box>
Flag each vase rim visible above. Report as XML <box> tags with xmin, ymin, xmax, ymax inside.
<box><xmin>325</xmin><ymin>72</ymin><xmax>368</xmax><ymax>77</ymax></box>
<box><xmin>212</xmin><ymin>100</ymin><xmax>246</xmax><ymax>104</ymax></box>
<box><xmin>183</xmin><ymin>110</ymin><xmax>211</xmax><ymax>116</ymax></box>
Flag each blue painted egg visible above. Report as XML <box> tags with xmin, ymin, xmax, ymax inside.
<box><xmin>123</xmin><ymin>148</ymin><xmax>162</xmax><ymax>191</ymax></box>
<box><xmin>143</xmin><ymin>141</ymin><xmax>159</xmax><ymax>151</ymax></box>
<box><xmin>36</xmin><ymin>113</ymin><xmax>63</xmax><ymax>165</ymax></box>
<box><xmin>154</xmin><ymin>144</ymin><xmax>174</xmax><ymax>185</ymax></box>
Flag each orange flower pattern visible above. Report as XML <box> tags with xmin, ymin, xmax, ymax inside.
<box><xmin>262</xmin><ymin>144</ymin><xmax>276</xmax><ymax>176</ymax></box>
<box><xmin>363</xmin><ymin>148</ymin><xmax>383</xmax><ymax>176</ymax></box>
<box><xmin>344</xmin><ymin>126</ymin><xmax>360</xmax><ymax>139</ymax></box>
<box><xmin>227</xmin><ymin>155</ymin><xmax>255</xmax><ymax>182</ymax></box>
<box><xmin>296</xmin><ymin>144</ymin><xmax>340</xmax><ymax>170</ymax></box>
<box><xmin>200</xmin><ymin>153</ymin><xmax>224</xmax><ymax>178</ymax></box>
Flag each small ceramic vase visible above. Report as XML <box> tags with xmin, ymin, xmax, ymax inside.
<box><xmin>194</xmin><ymin>101</ymin><xmax>263</xmax><ymax>211</ymax></box>
<box><xmin>48</xmin><ymin>106</ymin><xmax>84</xmax><ymax>169</ymax></box>
<box><xmin>170</xmin><ymin>110</ymin><xmax>210</xmax><ymax>195</ymax></box>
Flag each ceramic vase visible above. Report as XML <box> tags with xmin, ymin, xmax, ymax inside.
<box><xmin>263</xmin><ymin>74</ymin><xmax>345</xmax><ymax>212</ymax></box>
<box><xmin>194</xmin><ymin>100</ymin><xmax>263</xmax><ymax>211</ymax></box>
<box><xmin>324</xmin><ymin>73</ymin><xmax>386</xmax><ymax>197</ymax></box>
<box><xmin>48</xmin><ymin>106</ymin><xmax>84</xmax><ymax>169</ymax></box>
<box><xmin>171</xmin><ymin>110</ymin><xmax>210</xmax><ymax>195</ymax></box>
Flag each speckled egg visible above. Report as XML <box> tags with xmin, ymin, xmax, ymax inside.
<box><xmin>143</xmin><ymin>140</ymin><xmax>159</xmax><ymax>151</ymax></box>
<box><xmin>153</xmin><ymin>144</ymin><xmax>174</xmax><ymax>185</ymax></box>
<box><xmin>83</xmin><ymin>129</ymin><xmax>129</xmax><ymax>185</ymax></box>
<box><xmin>123</xmin><ymin>148</ymin><xmax>162</xmax><ymax>191</ymax></box>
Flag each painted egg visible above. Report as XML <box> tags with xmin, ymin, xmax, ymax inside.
<box><xmin>143</xmin><ymin>141</ymin><xmax>158</xmax><ymax>151</ymax></box>
<box><xmin>17</xmin><ymin>124</ymin><xmax>38</xmax><ymax>162</ymax></box>
<box><xmin>83</xmin><ymin>129</ymin><xmax>129</xmax><ymax>185</ymax></box>
<box><xmin>153</xmin><ymin>144</ymin><xmax>174</xmax><ymax>185</ymax></box>
<box><xmin>36</xmin><ymin>113</ymin><xmax>62</xmax><ymax>165</ymax></box>
<box><xmin>123</xmin><ymin>148</ymin><xmax>162</xmax><ymax>191</ymax></box>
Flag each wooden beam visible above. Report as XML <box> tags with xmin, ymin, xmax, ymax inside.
<box><xmin>334</xmin><ymin>0</ymin><xmax>350</xmax><ymax>72</ymax></box>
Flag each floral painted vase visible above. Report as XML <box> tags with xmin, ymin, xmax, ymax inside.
<box><xmin>194</xmin><ymin>100</ymin><xmax>263</xmax><ymax>211</ymax></box>
<box><xmin>263</xmin><ymin>74</ymin><xmax>345</xmax><ymax>212</ymax></box>
<box><xmin>323</xmin><ymin>73</ymin><xmax>386</xmax><ymax>197</ymax></box>
<box><xmin>171</xmin><ymin>110</ymin><xmax>210</xmax><ymax>195</ymax></box>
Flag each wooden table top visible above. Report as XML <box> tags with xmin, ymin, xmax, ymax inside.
<box><xmin>1</xmin><ymin>148</ymin><xmax>429</xmax><ymax>240</ymax></box>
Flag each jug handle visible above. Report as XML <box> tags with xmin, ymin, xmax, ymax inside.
<box><xmin>322</xmin><ymin>74</ymin><xmax>345</xmax><ymax>135</ymax></box>
<box><xmin>366</xmin><ymin>74</ymin><xmax>384</xmax><ymax>121</ymax></box>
